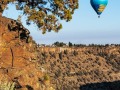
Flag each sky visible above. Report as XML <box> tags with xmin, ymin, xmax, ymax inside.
<box><xmin>3</xmin><ymin>0</ymin><xmax>120</xmax><ymax>45</ymax></box>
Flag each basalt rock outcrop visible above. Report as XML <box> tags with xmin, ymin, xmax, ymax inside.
<box><xmin>0</xmin><ymin>16</ymin><xmax>54</xmax><ymax>90</ymax></box>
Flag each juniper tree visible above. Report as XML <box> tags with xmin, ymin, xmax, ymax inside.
<box><xmin>0</xmin><ymin>0</ymin><xmax>78</xmax><ymax>34</ymax></box>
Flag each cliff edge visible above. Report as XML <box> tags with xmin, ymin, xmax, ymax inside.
<box><xmin>0</xmin><ymin>16</ymin><xmax>53</xmax><ymax>90</ymax></box>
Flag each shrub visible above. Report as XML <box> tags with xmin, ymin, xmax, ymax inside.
<box><xmin>59</xmin><ymin>52</ymin><xmax>62</xmax><ymax>60</ymax></box>
<box><xmin>0</xmin><ymin>82</ymin><xmax>15</xmax><ymax>90</ymax></box>
<box><xmin>44</xmin><ymin>74</ymin><xmax>50</xmax><ymax>81</ymax></box>
<box><xmin>64</xmin><ymin>50</ymin><xmax>68</xmax><ymax>55</ymax></box>
<box><xmin>73</xmin><ymin>50</ymin><xmax>78</xmax><ymax>56</ymax></box>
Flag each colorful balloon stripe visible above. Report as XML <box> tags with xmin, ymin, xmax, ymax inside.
<box><xmin>98</xmin><ymin>5</ymin><xmax>106</xmax><ymax>12</ymax></box>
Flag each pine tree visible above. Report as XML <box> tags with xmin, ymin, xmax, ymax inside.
<box><xmin>0</xmin><ymin>0</ymin><xmax>78</xmax><ymax>34</ymax></box>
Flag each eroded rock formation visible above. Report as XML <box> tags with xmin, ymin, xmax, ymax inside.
<box><xmin>0</xmin><ymin>16</ymin><xmax>54</xmax><ymax>90</ymax></box>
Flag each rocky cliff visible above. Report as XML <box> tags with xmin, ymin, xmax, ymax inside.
<box><xmin>0</xmin><ymin>16</ymin><xmax>54</xmax><ymax>90</ymax></box>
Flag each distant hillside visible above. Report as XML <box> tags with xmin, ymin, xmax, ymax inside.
<box><xmin>37</xmin><ymin>46</ymin><xmax>120</xmax><ymax>90</ymax></box>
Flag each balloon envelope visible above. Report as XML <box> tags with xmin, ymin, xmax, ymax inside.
<box><xmin>90</xmin><ymin>0</ymin><xmax>108</xmax><ymax>15</ymax></box>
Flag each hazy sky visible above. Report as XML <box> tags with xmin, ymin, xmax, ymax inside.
<box><xmin>3</xmin><ymin>0</ymin><xmax>120</xmax><ymax>45</ymax></box>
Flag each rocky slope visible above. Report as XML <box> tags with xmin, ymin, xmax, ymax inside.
<box><xmin>0</xmin><ymin>16</ymin><xmax>54</xmax><ymax>90</ymax></box>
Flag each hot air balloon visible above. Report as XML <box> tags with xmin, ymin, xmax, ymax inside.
<box><xmin>90</xmin><ymin>0</ymin><xmax>108</xmax><ymax>18</ymax></box>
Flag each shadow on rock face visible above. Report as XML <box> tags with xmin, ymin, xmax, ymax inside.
<box><xmin>80</xmin><ymin>80</ymin><xmax>120</xmax><ymax>90</ymax></box>
<box><xmin>26</xmin><ymin>85</ymin><xmax>34</xmax><ymax>90</ymax></box>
